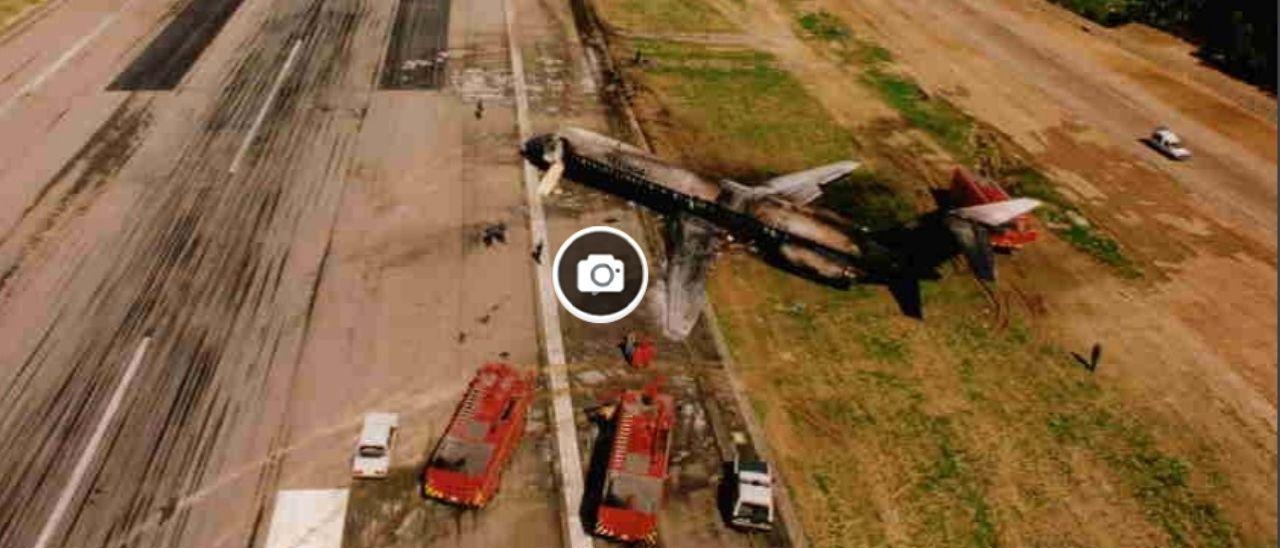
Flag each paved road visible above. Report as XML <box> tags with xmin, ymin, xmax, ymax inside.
<box><xmin>0</xmin><ymin>0</ymin><xmax>565</xmax><ymax>544</ymax></box>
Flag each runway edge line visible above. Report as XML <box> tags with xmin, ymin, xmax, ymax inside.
<box><xmin>499</xmin><ymin>0</ymin><xmax>593</xmax><ymax>546</ymax></box>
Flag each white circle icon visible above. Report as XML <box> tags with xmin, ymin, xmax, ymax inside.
<box><xmin>552</xmin><ymin>226</ymin><xmax>648</xmax><ymax>324</ymax></box>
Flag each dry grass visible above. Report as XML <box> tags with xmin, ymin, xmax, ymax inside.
<box><xmin>623</xmin><ymin>39</ymin><xmax>855</xmax><ymax>180</ymax></box>
<box><xmin>710</xmin><ymin>258</ymin><xmax>1236</xmax><ymax>547</ymax></box>
<box><xmin>594</xmin><ymin>0</ymin><xmax>738</xmax><ymax>34</ymax></box>
<box><xmin>600</xmin><ymin>6</ymin><xmax>1244</xmax><ymax>548</ymax></box>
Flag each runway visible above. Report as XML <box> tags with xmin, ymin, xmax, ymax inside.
<box><xmin>0</xmin><ymin>0</ymin><xmax>563</xmax><ymax>543</ymax></box>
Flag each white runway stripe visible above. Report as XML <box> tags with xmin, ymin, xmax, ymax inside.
<box><xmin>34</xmin><ymin>337</ymin><xmax>151</xmax><ymax>548</ymax></box>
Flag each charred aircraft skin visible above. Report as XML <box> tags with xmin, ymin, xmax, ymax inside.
<box><xmin>523</xmin><ymin>127</ymin><xmax>1040</xmax><ymax>319</ymax></box>
<box><xmin>522</xmin><ymin>128</ymin><xmax>897</xmax><ymax>287</ymax></box>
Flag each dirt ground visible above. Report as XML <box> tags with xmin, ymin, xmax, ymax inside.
<box><xmin>594</xmin><ymin>0</ymin><xmax>1276</xmax><ymax>545</ymax></box>
<box><xmin>786</xmin><ymin>1</ymin><xmax>1279</xmax><ymax>541</ymax></box>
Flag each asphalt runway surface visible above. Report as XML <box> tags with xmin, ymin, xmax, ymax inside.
<box><xmin>0</xmin><ymin>0</ymin><xmax>790</xmax><ymax>542</ymax></box>
<box><xmin>0</xmin><ymin>0</ymin><xmax>561</xmax><ymax>544</ymax></box>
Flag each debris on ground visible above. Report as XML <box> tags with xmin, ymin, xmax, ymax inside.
<box><xmin>481</xmin><ymin>222</ymin><xmax>507</xmax><ymax>246</ymax></box>
<box><xmin>618</xmin><ymin>332</ymin><xmax>656</xmax><ymax>368</ymax></box>
<box><xmin>576</xmin><ymin>370</ymin><xmax>608</xmax><ymax>385</ymax></box>
<box><xmin>1072</xmin><ymin>343</ymin><xmax>1103</xmax><ymax>372</ymax></box>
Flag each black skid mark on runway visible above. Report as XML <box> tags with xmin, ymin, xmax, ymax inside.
<box><xmin>0</xmin><ymin>100</ymin><xmax>151</xmax><ymax>296</ymax></box>
<box><xmin>0</xmin><ymin>1</ymin><xmax>375</xmax><ymax>545</ymax></box>
<box><xmin>380</xmin><ymin>0</ymin><xmax>452</xmax><ymax>89</ymax></box>
<box><xmin>110</xmin><ymin>0</ymin><xmax>251</xmax><ymax>90</ymax></box>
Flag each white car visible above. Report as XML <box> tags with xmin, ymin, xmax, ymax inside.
<box><xmin>1149</xmin><ymin>127</ymin><xmax>1191</xmax><ymax>160</ymax></box>
<box><xmin>352</xmin><ymin>412</ymin><xmax>398</xmax><ymax>479</ymax></box>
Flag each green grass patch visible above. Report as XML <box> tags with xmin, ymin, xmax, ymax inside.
<box><xmin>1046</xmin><ymin>409</ymin><xmax>1237</xmax><ymax>547</ymax></box>
<box><xmin>628</xmin><ymin>40</ymin><xmax>859</xmax><ymax>175</ymax></box>
<box><xmin>787</xmin><ymin>7</ymin><xmax>1140</xmax><ymax>275</ymax></box>
<box><xmin>861</xmin><ymin>69</ymin><xmax>976</xmax><ymax>157</ymax></box>
<box><xmin>917</xmin><ymin>416</ymin><xmax>1000</xmax><ymax>548</ymax></box>
<box><xmin>924</xmin><ymin>281</ymin><xmax>1237</xmax><ymax>546</ymax></box>
<box><xmin>816</xmin><ymin>169</ymin><xmax>917</xmax><ymax>231</ymax></box>
<box><xmin>796</xmin><ymin>10</ymin><xmax>852</xmax><ymax>42</ymax></box>
<box><xmin>710</xmin><ymin>258</ymin><xmax>1243</xmax><ymax>546</ymax></box>
<box><xmin>1049</xmin><ymin>0</ymin><xmax>1132</xmax><ymax>25</ymax></box>
<box><xmin>596</xmin><ymin>0</ymin><xmax>737</xmax><ymax>34</ymax></box>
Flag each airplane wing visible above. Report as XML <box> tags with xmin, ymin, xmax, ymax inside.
<box><xmin>760</xmin><ymin>161</ymin><xmax>861</xmax><ymax>205</ymax></box>
<box><xmin>658</xmin><ymin>216</ymin><xmax>718</xmax><ymax>340</ymax></box>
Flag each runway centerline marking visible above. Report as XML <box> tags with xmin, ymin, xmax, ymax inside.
<box><xmin>0</xmin><ymin>12</ymin><xmax>120</xmax><ymax>119</ymax></box>
<box><xmin>229</xmin><ymin>39</ymin><xmax>303</xmax><ymax>174</ymax></box>
<box><xmin>33</xmin><ymin>336</ymin><xmax>152</xmax><ymax>548</ymax></box>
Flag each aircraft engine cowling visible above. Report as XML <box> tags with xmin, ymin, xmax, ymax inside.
<box><xmin>775</xmin><ymin>243</ymin><xmax>859</xmax><ymax>287</ymax></box>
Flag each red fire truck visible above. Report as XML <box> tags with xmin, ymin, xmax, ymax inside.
<box><xmin>594</xmin><ymin>382</ymin><xmax>675</xmax><ymax>545</ymax></box>
<box><xmin>949</xmin><ymin>168</ymin><xmax>1038</xmax><ymax>251</ymax></box>
<box><xmin>422</xmin><ymin>362</ymin><xmax>533</xmax><ymax>507</ymax></box>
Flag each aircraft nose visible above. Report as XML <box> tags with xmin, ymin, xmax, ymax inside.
<box><xmin>520</xmin><ymin>136</ymin><xmax>546</xmax><ymax>165</ymax></box>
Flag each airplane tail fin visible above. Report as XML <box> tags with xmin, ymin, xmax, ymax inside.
<box><xmin>939</xmin><ymin>169</ymin><xmax>1041</xmax><ymax>282</ymax></box>
<box><xmin>943</xmin><ymin>197</ymin><xmax>1040</xmax><ymax>282</ymax></box>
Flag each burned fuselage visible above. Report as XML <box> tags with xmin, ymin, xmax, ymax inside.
<box><xmin>522</xmin><ymin>128</ymin><xmax>894</xmax><ymax>288</ymax></box>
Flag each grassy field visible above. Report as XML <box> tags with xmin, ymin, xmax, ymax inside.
<box><xmin>606</xmin><ymin>18</ymin><xmax>1239</xmax><ymax>547</ymax></box>
<box><xmin>625</xmin><ymin>39</ymin><xmax>855</xmax><ymax>179</ymax></box>
<box><xmin>711</xmin><ymin>257</ymin><xmax>1235</xmax><ymax>547</ymax></box>
<box><xmin>624</xmin><ymin>39</ymin><xmax>914</xmax><ymax>225</ymax></box>
<box><xmin>791</xmin><ymin>9</ymin><xmax>1140</xmax><ymax>276</ymax></box>
<box><xmin>594</xmin><ymin>0</ymin><xmax>738</xmax><ymax>34</ymax></box>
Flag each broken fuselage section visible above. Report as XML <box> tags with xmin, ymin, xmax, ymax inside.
<box><xmin>522</xmin><ymin>128</ymin><xmax>895</xmax><ymax>288</ymax></box>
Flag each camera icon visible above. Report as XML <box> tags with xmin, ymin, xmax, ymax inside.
<box><xmin>577</xmin><ymin>254</ymin><xmax>625</xmax><ymax>294</ymax></box>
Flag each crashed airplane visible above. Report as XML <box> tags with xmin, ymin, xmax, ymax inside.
<box><xmin>522</xmin><ymin>127</ymin><xmax>1041</xmax><ymax>338</ymax></box>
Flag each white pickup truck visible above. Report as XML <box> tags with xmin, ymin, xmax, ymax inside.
<box><xmin>352</xmin><ymin>412</ymin><xmax>398</xmax><ymax>479</ymax></box>
<box><xmin>727</xmin><ymin>436</ymin><xmax>774</xmax><ymax>531</ymax></box>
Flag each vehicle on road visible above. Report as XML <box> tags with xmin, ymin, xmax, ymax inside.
<box><xmin>726</xmin><ymin>438</ymin><xmax>774</xmax><ymax>531</ymax></box>
<box><xmin>1148</xmin><ymin>126</ymin><xmax>1192</xmax><ymax>160</ymax></box>
<box><xmin>352</xmin><ymin>412</ymin><xmax>399</xmax><ymax>479</ymax></box>
<box><xmin>594</xmin><ymin>381</ymin><xmax>675</xmax><ymax>545</ymax></box>
<box><xmin>423</xmin><ymin>363</ymin><xmax>534</xmax><ymax>507</ymax></box>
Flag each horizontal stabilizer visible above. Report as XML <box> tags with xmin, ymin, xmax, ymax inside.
<box><xmin>761</xmin><ymin>161</ymin><xmax>861</xmax><ymax>205</ymax></box>
<box><xmin>951</xmin><ymin>197</ymin><xmax>1041</xmax><ymax>227</ymax></box>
